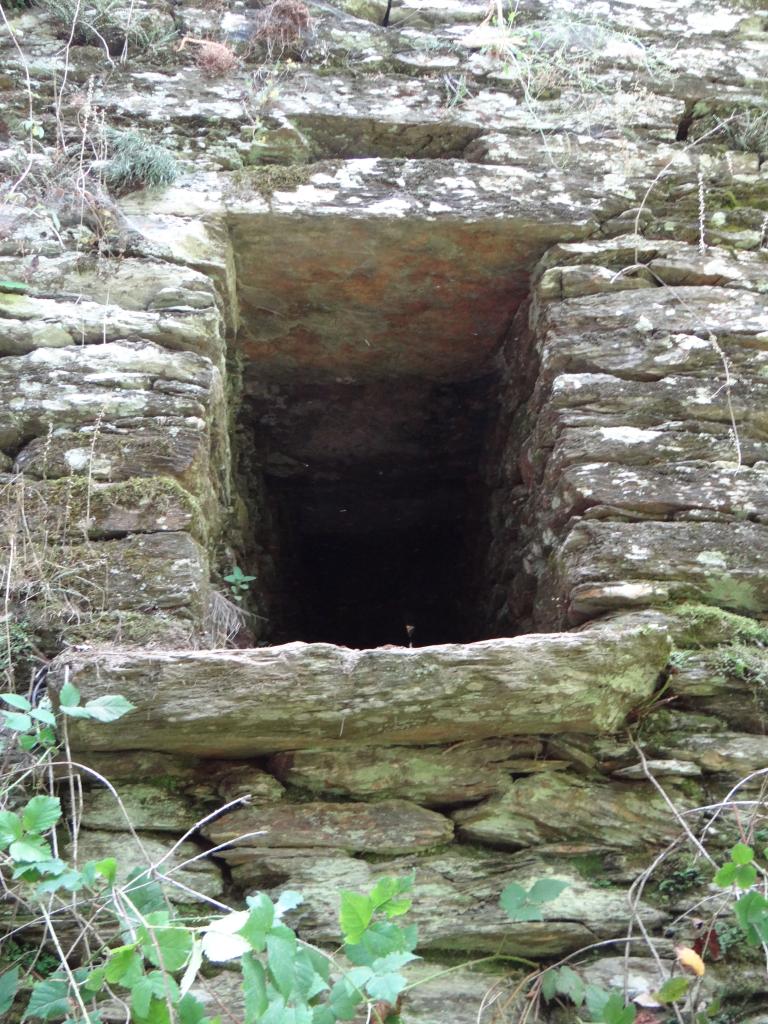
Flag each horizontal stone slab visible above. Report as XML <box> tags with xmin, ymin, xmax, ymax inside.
<box><xmin>0</xmin><ymin>252</ymin><xmax>219</xmax><ymax>313</ymax></box>
<box><xmin>0</xmin><ymin>290</ymin><xmax>222</xmax><ymax>358</ymax></box>
<box><xmin>76</xmin><ymin>784</ymin><xmax>207</xmax><ymax>834</ymax></box>
<box><xmin>269</xmin><ymin>738</ymin><xmax>549</xmax><ymax>806</ymax></box>
<box><xmin>227</xmin><ymin>847</ymin><xmax>664</xmax><ymax>955</ymax></box>
<box><xmin>453</xmin><ymin>774</ymin><xmax>700</xmax><ymax>850</ymax></box>
<box><xmin>546</xmin><ymin>462</ymin><xmax>768</xmax><ymax>528</ymax></box>
<box><xmin>2</xmin><ymin>476</ymin><xmax>202</xmax><ymax>540</ymax></box>
<box><xmin>14</xmin><ymin>424</ymin><xmax>211</xmax><ymax>492</ymax></box>
<box><xmin>13</xmin><ymin>532</ymin><xmax>209</xmax><ymax>624</ymax></box>
<box><xmin>0</xmin><ymin>342</ymin><xmax>220</xmax><ymax>451</ymax></box>
<box><xmin>540</xmin><ymin>521</ymin><xmax>768</xmax><ymax>626</ymax></box>
<box><xmin>55</xmin><ymin>612</ymin><xmax>671</xmax><ymax>755</ymax></box>
<box><xmin>204</xmin><ymin>799</ymin><xmax>453</xmax><ymax>856</ymax></box>
<box><xmin>74</xmin><ymin>830</ymin><xmax>224</xmax><ymax>903</ymax></box>
<box><xmin>670</xmin><ymin>650</ymin><xmax>768</xmax><ymax>734</ymax></box>
<box><xmin>536</xmin><ymin>373</ymin><xmax>768</xmax><ymax>447</ymax></box>
<box><xmin>536</xmin><ymin>286</ymin><xmax>768</xmax><ymax>382</ymax></box>
<box><xmin>541</xmin><ymin>426</ymin><xmax>768</xmax><ymax>479</ymax></box>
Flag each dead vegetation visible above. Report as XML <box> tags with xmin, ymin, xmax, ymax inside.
<box><xmin>250</xmin><ymin>0</ymin><xmax>311</xmax><ymax>57</ymax></box>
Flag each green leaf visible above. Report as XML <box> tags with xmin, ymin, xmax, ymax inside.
<box><xmin>58</xmin><ymin>705</ymin><xmax>92</xmax><ymax>719</ymax></box>
<box><xmin>731</xmin><ymin>843</ymin><xmax>754</xmax><ymax>866</ymax></box>
<box><xmin>3</xmin><ymin>711</ymin><xmax>32</xmax><ymax>732</ymax></box>
<box><xmin>345</xmin><ymin>921</ymin><xmax>417</xmax><ymax>966</ymax></box>
<box><xmin>82</xmin><ymin>694</ymin><xmax>136</xmax><ymax>723</ymax></box>
<box><xmin>654</xmin><ymin>977</ymin><xmax>690</xmax><ymax>1004</ymax></box>
<box><xmin>13</xmin><ymin>857</ymin><xmax>65</xmax><ymax>881</ymax></box>
<box><xmin>329</xmin><ymin>977</ymin><xmax>364</xmax><ymax>1021</ymax></box>
<box><xmin>30</xmin><ymin>708</ymin><xmax>56</xmax><ymax>726</ymax></box>
<box><xmin>240</xmin><ymin>892</ymin><xmax>275</xmax><ymax>950</ymax></box>
<box><xmin>104</xmin><ymin>946</ymin><xmax>143</xmax><ymax>987</ymax></box>
<box><xmin>266</xmin><ymin>925</ymin><xmax>297</xmax><ymax>999</ymax></box>
<box><xmin>0</xmin><ymin>967</ymin><xmax>19</xmax><ymax>1015</ymax></box>
<box><xmin>23</xmin><ymin>975</ymin><xmax>70</xmax><ymax>1020</ymax></box>
<box><xmin>293</xmin><ymin>948</ymin><xmax>329</xmax><ymax>1001</ymax></box>
<box><xmin>366</xmin><ymin>972</ymin><xmax>407</xmax><ymax>1005</ymax></box>
<box><xmin>131</xmin><ymin>973</ymin><xmax>179</xmax><ymax>1019</ymax></box>
<box><xmin>84</xmin><ymin>968</ymin><xmax>105</xmax><ymax>993</ymax></box>
<box><xmin>0</xmin><ymin>811</ymin><xmax>22</xmax><ymax>849</ymax></box>
<box><xmin>714</xmin><ymin>862</ymin><xmax>737</xmax><ymax>887</ymax></box>
<box><xmin>274</xmin><ymin>890</ymin><xmax>304</xmax><ymax>918</ymax></box>
<box><xmin>1</xmin><ymin>693</ymin><xmax>31</xmax><ymax>710</ymax></box>
<box><xmin>541</xmin><ymin>969</ymin><xmax>558</xmax><ymax>1001</ymax></box>
<box><xmin>22</xmin><ymin>795</ymin><xmax>61</xmax><ymax>834</ymax></box>
<box><xmin>135</xmin><ymin>997</ymin><xmax>172</xmax><ymax>1024</ymax></box>
<box><xmin>35</xmin><ymin>868</ymin><xmax>85</xmax><ymax>894</ymax></box>
<box><xmin>10</xmin><ymin>837</ymin><xmax>52</xmax><ymax>863</ymax></box>
<box><xmin>340</xmin><ymin>892</ymin><xmax>373</xmax><ymax>944</ymax></box>
<box><xmin>600</xmin><ymin>993</ymin><xmax>636</xmax><ymax>1024</ymax></box>
<box><xmin>734</xmin><ymin>862</ymin><xmax>757</xmax><ymax>889</ymax></box>
<box><xmin>528</xmin><ymin>878</ymin><xmax>569</xmax><ymax>905</ymax></box>
<box><xmin>123</xmin><ymin>869</ymin><xmax>167</xmax><ymax>916</ymax></box>
<box><xmin>139</xmin><ymin>915</ymin><xmax>193</xmax><ymax>972</ymax></box>
<box><xmin>178</xmin><ymin>993</ymin><xmax>210</xmax><ymax>1024</ymax></box>
<box><xmin>585</xmin><ymin>983</ymin><xmax>610</xmax><ymax>1019</ymax></box>
<box><xmin>242</xmin><ymin>953</ymin><xmax>269</xmax><ymax>1023</ymax></box>
<box><xmin>94</xmin><ymin>857</ymin><xmax>117</xmax><ymax>885</ymax></box>
<box><xmin>555</xmin><ymin>965</ymin><xmax>585</xmax><ymax>1006</ymax></box>
<box><xmin>58</xmin><ymin>681</ymin><xmax>81</xmax><ymax>708</ymax></box>
<box><xmin>369</xmin><ymin>875</ymin><xmax>414</xmax><ymax>917</ymax></box>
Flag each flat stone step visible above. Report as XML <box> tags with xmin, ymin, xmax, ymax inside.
<box><xmin>54</xmin><ymin>611</ymin><xmax>670</xmax><ymax>757</ymax></box>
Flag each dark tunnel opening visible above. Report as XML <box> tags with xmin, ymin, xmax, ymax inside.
<box><xmin>236</xmin><ymin>372</ymin><xmax>498</xmax><ymax>649</ymax></box>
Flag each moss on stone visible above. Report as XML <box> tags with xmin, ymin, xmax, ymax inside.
<box><xmin>13</xmin><ymin>476</ymin><xmax>207</xmax><ymax>544</ymax></box>
<box><xmin>230</xmin><ymin>163</ymin><xmax>314</xmax><ymax>199</ymax></box>
<box><xmin>674</xmin><ymin>603</ymin><xmax>768</xmax><ymax>649</ymax></box>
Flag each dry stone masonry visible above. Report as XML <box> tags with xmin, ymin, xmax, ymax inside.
<box><xmin>1</xmin><ymin>0</ymin><xmax>768</xmax><ymax>1019</ymax></box>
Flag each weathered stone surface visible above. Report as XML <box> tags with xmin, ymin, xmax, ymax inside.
<box><xmin>0</xmin><ymin>290</ymin><xmax>223</xmax><ymax>359</ymax></box>
<box><xmin>546</xmin><ymin>462</ymin><xmax>768</xmax><ymax>529</ymax></box>
<box><xmin>69</xmin><ymin>750</ymin><xmax>285</xmax><ymax>805</ymax></box>
<box><xmin>0</xmin><ymin>342</ymin><xmax>221</xmax><ymax>452</ymax></box>
<box><xmin>2</xmin><ymin>475</ymin><xmax>202</xmax><ymax>540</ymax></box>
<box><xmin>204</xmin><ymin>799</ymin><xmax>452</xmax><ymax>856</ymax></box>
<box><xmin>73</xmin><ymin>830</ymin><xmax>224</xmax><ymax>902</ymax></box>
<box><xmin>56</xmin><ymin>613</ymin><xmax>671</xmax><ymax>755</ymax></box>
<box><xmin>453</xmin><ymin>774</ymin><xmax>699</xmax><ymax>850</ymax></box>
<box><xmin>0</xmin><ymin>253</ymin><xmax>220</xmax><ymax>313</ymax></box>
<box><xmin>12</xmin><ymin>532</ymin><xmax>209</xmax><ymax>626</ymax></box>
<box><xmin>654</xmin><ymin>732</ymin><xmax>768</xmax><ymax>777</ymax></box>
<box><xmin>543</xmin><ymin>426</ymin><xmax>768</xmax><ymax>478</ymax></box>
<box><xmin>539</xmin><ymin>521</ymin><xmax>768</xmax><ymax>626</ymax></box>
<box><xmin>269</xmin><ymin>738</ymin><xmax>547</xmax><ymax>806</ymax></box>
<box><xmin>13</xmin><ymin>425</ymin><xmax>212</xmax><ymax>493</ymax></box>
<box><xmin>76</xmin><ymin>784</ymin><xmax>207</xmax><ymax>833</ymax></box>
<box><xmin>669</xmin><ymin>651</ymin><xmax>768</xmax><ymax>734</ymax></box>
<box><xmin>534</xmin><ymin>287</ymin><xmax>768</xmax><ymax>383</ymax></box>
<box><xmin>228</xmin><ymin>847</ymin><xmax>664</xmax><ymax>955</ymax></box>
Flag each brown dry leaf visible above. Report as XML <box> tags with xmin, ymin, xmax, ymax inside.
<box><xmin>676</xmin><ymin>945</ymin><xmax>706</xmax><ymax>977</ymax></box>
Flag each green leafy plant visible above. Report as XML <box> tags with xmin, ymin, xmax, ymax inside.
<box><xmin>499</xmin><ymin>877</ymin><xmax>568</xmax><ymax>921</ymax></box>
<box><xmin>104</xmin><ymin>129</ymin><xmax>178</xmax><ymax>195</ymax></box>
<box><xmin>224</xmin><ymin>566</ymin><xmax>257</xmax><ymax>603</ymax></box>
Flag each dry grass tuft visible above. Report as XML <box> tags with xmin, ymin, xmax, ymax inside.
<box><xmin>195</xmin><ymin>40</ymin><xmax>239</xmax><ymax>77</ymax></box>
<box><xmin>251</xmin><ymin>0</ymin><xmax>311</xmax><ymax>54</ymax></box>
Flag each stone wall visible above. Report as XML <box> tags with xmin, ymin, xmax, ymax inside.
<box><xmin>2</xmin><ymin>0</ymin><xmax>768</xmax><ymax>1020</ymax></box>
